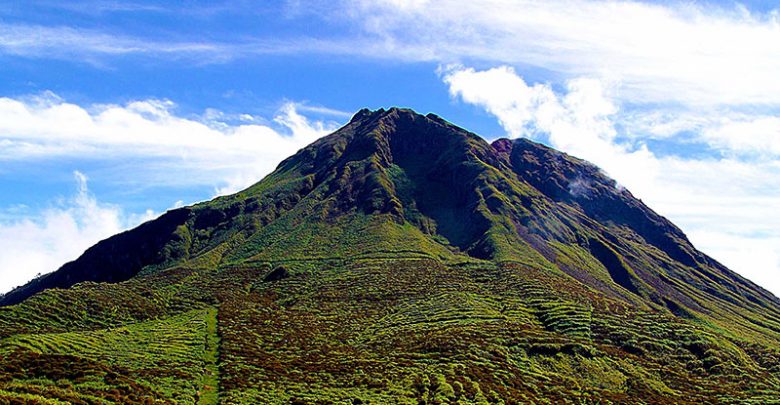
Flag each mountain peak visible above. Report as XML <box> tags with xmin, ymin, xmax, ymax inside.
<box><xmin>2</xmin><ymin>108</ymin><xmax>780</xmax><ymax>403</ymax></box>
<box><xmin>348</xmin><ymin>106</ymin><xmax>419</xmax><ymax>124</ymax></box>
<box><xmin>4</xmin><ymin>107</ymin><xmax>779</xmax><ymax>310</ymax></box>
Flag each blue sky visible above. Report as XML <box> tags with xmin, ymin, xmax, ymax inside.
<box><xmin>1</xmin><ymin>0</ymin><xmax>779</xmax><ymax>296</ymax></box>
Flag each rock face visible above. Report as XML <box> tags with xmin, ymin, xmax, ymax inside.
<box><xmin>1</xmin><ymin>108</ymin><xmax>779</xmax><ymax>404</ymax></box>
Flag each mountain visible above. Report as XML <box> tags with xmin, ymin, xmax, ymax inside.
<box><xmin>1</xmin><ymin>107</ymin><xmax>779</xmax><ymax>404</ymax></box>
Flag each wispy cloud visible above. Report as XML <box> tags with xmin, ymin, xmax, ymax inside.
<box><xmin>0</xmin><ymin>22</ymin><xmax>356</xmax><ymax>64</ymax></box>
<box><xmin>339</xmin><ymin>0</ymin><xmax>780</xmax><ymax>107</ymax></box>
<box><xmin>29</xmin><ymin>1</ymin><xmax>169</xmax><ymax>15</ymax></box>
<box><xmin>292</xmin><ymin>102</ymin><xmax>353</xmax><ymax>119</ymax></box>
<box><xmin>701</xmin><ymin>115</ymin><xmax>780</xmax><ymax>156</ymax></box>
<box><xmin>0</xmin><ymin>23</ymin><xmax>225</xmax><ymax>59</ymax></box>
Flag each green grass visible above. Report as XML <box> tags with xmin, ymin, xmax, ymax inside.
<box><xmin>2</xmin><ymin>256</ymin><xmax>780</xmax><ymax>404</ymax></box>
<box><xmin>198</xmin><ymin>307</ymin><xmax>220</xmax><ymax>405</ymax></box>
<box><xmin>1</xmin><ymin>308</ymin><xmax>219</xmax><ymax>404</ymax></box>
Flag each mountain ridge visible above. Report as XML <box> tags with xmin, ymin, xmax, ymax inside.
<box><xmin>7</xmin><ymin>107</ymin><xmax>775</xmax><ymax>310</ymax></box>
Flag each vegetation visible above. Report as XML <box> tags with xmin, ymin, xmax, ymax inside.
<box><xmin>1</xmin><ymin>108</ymin><xmax>779</xmax><ymax>403</ymax></box>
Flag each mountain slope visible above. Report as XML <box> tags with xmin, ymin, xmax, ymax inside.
<box><xmin>1</xmin><ymin>108</ymin><xmax>779</xmax><ymax>404</ymax></box>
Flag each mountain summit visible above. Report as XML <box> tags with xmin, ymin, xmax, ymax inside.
<box><xmin>2</xmin><ymin>108</ymin><xmax>780</xmax><ymax>403</ymax></box>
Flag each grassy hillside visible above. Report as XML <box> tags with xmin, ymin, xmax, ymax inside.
<box><xmin>2</xmin><ymin>257</ymin><xmax>780</xmax><ymax>404</ymax></box>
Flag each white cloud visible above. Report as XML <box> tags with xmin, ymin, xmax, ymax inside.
<box><xmin>344</xmin><ymin>0</ymin><xmax>780</xmax><ymax>107</ymax></box>
<box><xmin>687</xmin><ymin>230</ymin><xmax>780</xmax><ymax>298</ymax></box>
<box><xmin>443</xmin><ymin>65</ymin><xmax>780</xmax><ymax>297</ymax></box>
<box><xmin>443</xmin><ymin>65</ymin><xmax>558</xmax><ymax>138</ymax></box>
<box><xmin>292</xmin><ymin>103</ymin><xmax>353</xmax><ymax>119</ymax></box>
<box><xmin>619</xmin><ymin>109</ymin><xmax>710</xmax><ymax>140</ymax></box>
<box><xmin>0</xmin><ymin>22</ymin><xmax>352</xmax><ymax>64</ymax></box>
<box><xmin>617</xmin><ymin>109</ymin><xmax>780</xmax><ymax>158</ymax></box>
<box><xmin>0</xmin><ymin>23</ymin><xmax>224</xmax><ymax>61</ymax></box>
<box><xmin>0</xmin><ymin>171</ymin><xmax>151</xmax><ymax>294</ymax></box>
<box><xmin>0</xmin><ymin>93</ymin><xmax>338</xmax><ymax>195</ymax></box>
<box><xmin>443</xmin><ymin>66</ymin><xmax>659</xmax><ymax>194</ymax></box>
<box><xmin>702</xmin><ymin>115</ymin><xmax>780</xmax><ymax>156</ymax></box>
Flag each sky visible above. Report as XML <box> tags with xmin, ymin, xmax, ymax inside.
<box><xmin>0</xmin><ymin>0</ymin><xmax>778</xmax><ymax>296</ymax></box>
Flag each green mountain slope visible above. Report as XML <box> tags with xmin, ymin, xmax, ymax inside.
<box><xmin>1</xmin><ymin>108</ymin><xmax>779</xmax><ymax>404</ymax></box>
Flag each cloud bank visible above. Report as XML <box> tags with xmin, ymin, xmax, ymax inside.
<box><xmin>0</xmin><ymin>94</ymin><xmax>338</xmax><ymax>195</ymax></box>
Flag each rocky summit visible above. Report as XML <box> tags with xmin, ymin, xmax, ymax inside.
<box><xmin>1</xmin><ymin>108</ymin><xmax>779</xmax><ymax>404</ymax></box>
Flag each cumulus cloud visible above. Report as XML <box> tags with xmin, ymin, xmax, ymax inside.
<box><xmin>0</xmin><ymin>171</ymin><xmax>157</xmax><ymax>294</ymax></box>
<box><xmin>443</xmin><ymin>65</ymin><xmax>780</xmax><ymax>297</ymax></box>
<box><xmin>443</xmin><ymin>65</ymin><xmax>659</xmax><ymax>194</ymax></box>
<box><xmin>0</xmin><ymin>93</ymin><xmax>338</xmax><ymax>195</ymax></box>
<box><xmin>443</xmin><ymin>65</ymin><xmax>558</xmax><ymax>138</ymax></box>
